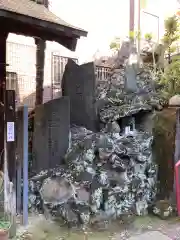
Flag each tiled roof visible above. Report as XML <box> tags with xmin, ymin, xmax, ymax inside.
<box><xmin>0</xmin><ymin>0</ymin><xmax>87</xmax><ymax>36</ymax></box>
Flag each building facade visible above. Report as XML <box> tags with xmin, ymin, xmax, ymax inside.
<box><xmin>6</xmin><ymin>33</ymin><xmax>78</xmax><ymax>109</ymax></box>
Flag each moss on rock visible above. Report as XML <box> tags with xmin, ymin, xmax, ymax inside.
<box><xmin>152</xmin><ymin>108</ymin><xmax>176</xmax><ymax>199</ymax></box>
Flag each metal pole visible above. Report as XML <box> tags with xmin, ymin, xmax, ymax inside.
<box><xmin>23</xmin><ymin>105</ymin><xmax>28</xmax><ymax>226</ymax></box>
<box><xmin>16</xmin><ymin>108</ymin><xmax>23</xmax><ymax>215</ymax></box>
<box><xmin>16</xmin><ymin>160</ymin><xmax>21</xmax><ymax>214</ymax></box>
<box><xmin>142</xmin><ymin>11</ymin><xmax>160</xmax><ymax>42</ymax></box>
<box><xmin>157</xmin><ymin>16</ymin><xmax>160</xmax><ymax>42</ymax></box>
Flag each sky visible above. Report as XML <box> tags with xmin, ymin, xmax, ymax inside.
<box><xmin>50</xmin><ymin>0</ymin><xmax>130</xmax><ymax>62</ymax></box>
<box><xmin>50</xmin><ymin>0</ymin><xmax>179</xmax><ymax>63</ymax></box>
<box><xmin>7</xmin><ymin>0</ymin><xmax>179</xmax><ymax>64</ymax></box>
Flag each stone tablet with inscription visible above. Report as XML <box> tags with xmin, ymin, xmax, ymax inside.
<box><xmin>62</xmin><ymin>59</ymin><xmax>98</xmax><ymax>132</ymax></box>
<box><xmin>33</xmin><ymin>97</ymin><xmax>70</xmax><ymax>173</ymax></box>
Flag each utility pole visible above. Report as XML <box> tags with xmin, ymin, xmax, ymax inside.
<box><xmin>129</xmin><ymin>0</ymin><xmax>135</xmax><ymax>39</ymax></box>
<box><xmin>137</xmin><ymin>0</ymin><xmax>141</xmax><ymax>64</ymax></box>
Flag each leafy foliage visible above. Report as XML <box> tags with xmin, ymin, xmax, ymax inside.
<box><xmin>108</xmin><ymin>15</ymin><xmax>180</xmax><ymax>102</ymax></box>
<box><xmin>144</xmin><ymin>32</ymin><xmax>153</xmax><ymax>41</ymax></box>
<box><xmin>153</xmin><ymin>15</ymin><xmax>180</xmax><ymax>101</ymax></box>
<box><xmin>163</xmin><ymin>15</ymin><xmax>180</xmax><ymax>63</ymax></box>
<box><xmin>0</xmin><ymin>220</ymin><xmax>10</xmax><ymax>230</ymax></box>
<box><xmin>129</xmin><ymin>30</ymin><xmax>141</xmax><ymax>41</ymax></box>
<box><xmin>163</xmin><ymin>15</ymin><xmax>179</xmax><ymax>44</ymax></box>
<box><xmin>129</xmin><ymin>31</ymin><xmax>135</xmax><ymax>41</ymax></box>
<box><xmin>109</xmin><ymin>31</ymin><xmax>142</xmax><ymax>50</ymax></box>
<box><xmin>159</xmin><ymin>56</ymin><xmax>180</xmax><ymax>99</ymax></box>
<box><xmin>109</xmin><ymin>37</ymin><xmax>121</xmax><ymax>51</ymax></box>
<box><xmin>168</xmin><ymin>44</ymin><xmax>177</xmax><ymax>54</ymax></box>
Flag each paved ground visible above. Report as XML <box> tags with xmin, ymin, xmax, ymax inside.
<box><xmin>128</xmin><ymin>231</ymin><xmax>171</xmax><ymax>240</ymax></box>
<box><xmin>15</xmin><ymin>215</ymin><xmax>180</xmax><ymax>240</ymax></box>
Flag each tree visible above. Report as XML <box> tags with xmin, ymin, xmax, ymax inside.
<box><xmin>143</xmin><ymin>32</ymin><xmax>157</xmax><ymax>70</ymax></box>
<box><xmin>163</xmin><ymin>15</ymin><xmax>180</xmax><ymax>64</ymax></box>
<box><xmin>129</xmin><ymin>30</ymin><xmax>141</xmax><ymax>42</ymax></box>
<box><xmin>159</xmin><ymin>56</ymin><xmax>180</xmax><ymax>99</ymax></box>
<box><xmin>144</xmin><ymin>32</ymin><xmax>153</xmax><ymax>41</ymax></box>
<box><xmin>109</xmin><ymin>37</ymin><xmax>121</xmax><ymax>51</ymax></box>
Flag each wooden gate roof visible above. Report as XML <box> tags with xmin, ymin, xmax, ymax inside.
<box><xmin>0</xmin><ymin>0</ymin><xmax>87</xmax><ymax>50</ymax></box>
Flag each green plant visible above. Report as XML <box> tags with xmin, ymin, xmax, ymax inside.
<box><xmin>129</xmin><ymin>31</ymin><xmax>135</xmax><ymax>41</ymax></box>
<box><xmin>129</xmin><ymin>30</ymin><xmax>141</xmax><ymax>41</ymax></box>
<box><xmin>0</xmin><ymin>220</ymin><xmax>10</xmax><ymax>230</ymax></box>
<box><xmin>159</xmin><ymin>56</ymin><xmax>180</xmax><ymax>99</ymax></box>
<box><xmin>109</xmin><ymin>37</ymin><xmax>121</xmax><ymax>51</ymax></box>
<box><xmin>163</xmin><ymin>15</ymin><xmax>180</xmax><ymax>64</ymax></box>
<box><xmin>144</xmin><ymin>32</ymin><xmax>153</xmax><ymax>41</ymax></box>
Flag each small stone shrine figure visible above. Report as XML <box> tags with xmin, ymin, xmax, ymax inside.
<box><xmin>105</xmin><ymin>121</ymin><xmax>121</xmax><ymax>139</ymax></box>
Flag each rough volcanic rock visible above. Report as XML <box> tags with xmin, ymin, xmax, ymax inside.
<box><xmin>28</xmin><ymin>53</ymin><xmax>161</xmax><ymax>227</ymax></box>
<box><xmin>169</xmin><ymin>95</ymin><xmax>180</xmax><ymax>107</ymax></box>
<box><xmin>152</xmin><ymin>200</ymin><xmax>173</xmax><ymax>220</ymax></box>
<box><xmin>29</xmin><ymin>125</ymin><xmax>157</xmax><ymax>226</ymax></box>
<box><xmin>96</xmin><ymin>64</ymin><xmax>162</xmax><ymax>124</ymax></box>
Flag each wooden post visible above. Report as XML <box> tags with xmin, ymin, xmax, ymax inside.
<box><xmin>35</xmin><ymin>38</ymin><xmax>46</xmax><ymax>106</ymax></box>
<box><xmin>129</xmin><ymin>0</ymin><xmax>135</xmax><ymax>37</ymax></box>
<box><xmin>34</xmin><ymin>0</ymin><xmax>48</xmax><ymax>106</ymax></box>
<box><xmin>0</xmin><ymin>32</ymin><xmax>8</xmax><ymax>170</ymax></box>
<box><xmin>5</xmin><ymin>90</ymin><xmax>16</xmax><ymax>237</ymax></box>
<box><xmin>5</xmin><ymin>90</ymin><xmax>16</xmax><ymax>182</ymax></box>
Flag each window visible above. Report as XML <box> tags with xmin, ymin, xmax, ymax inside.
<box><xmin>6</xmin><ymin>72</ymin><xmax>18</xmax><ymax>91</ymax></box>
<box><xmin>51</xmin><ymin>54</ymin><xmax>78</xmax><ymax>88</ymax></box>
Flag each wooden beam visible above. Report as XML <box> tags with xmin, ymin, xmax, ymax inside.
<box><xmin>4</xmin><ymin>18</ymin><xmax>78</xmax><ymax>51</ymax></box>
<box><xmin>0</xmin><ymin>9</ymin><xmax>87</xmax><ymax>37</ymax></box>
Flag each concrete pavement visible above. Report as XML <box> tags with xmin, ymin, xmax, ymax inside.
<box><xmin>128</xmin><ymin>231</ymin><xmax>171</xmax><ymax>240</ymax></box>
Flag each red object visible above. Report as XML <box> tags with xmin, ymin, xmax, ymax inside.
<box><xmin>175</xmin><ymin>160</ymin><xmax>180</xmax><ymax>216</ymax></box>
<box><xmin>0</xmin><ymin>229</ymin><xmax>8</xmax><ymax>240</ymax></box>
